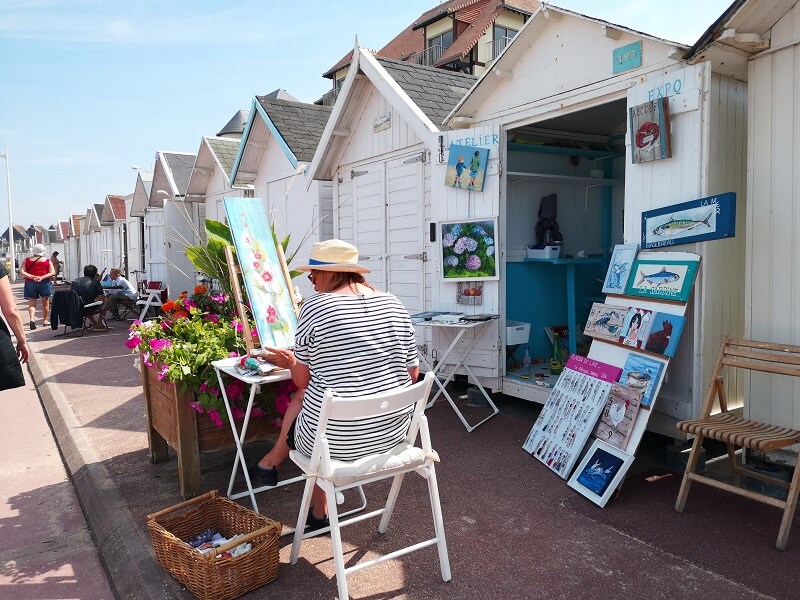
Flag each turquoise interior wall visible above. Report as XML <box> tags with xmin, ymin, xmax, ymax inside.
<box><xmin>506</xmin><ymin>261</ymin><xmax>605</xmax><ymax>361</ymax></box>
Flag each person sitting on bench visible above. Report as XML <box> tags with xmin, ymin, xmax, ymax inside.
<box><xmin>71</xmin><ymin>265</ymin><xmax>106</xmax><ymax>330</ymax></box>
<box><xmin>105</xmin><ymin>268</ymin><xmax>138</xmax><ymax>320</ymax></box>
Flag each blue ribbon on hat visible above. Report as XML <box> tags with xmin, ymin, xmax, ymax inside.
<box><xmin>308</xmin><ymin>258</ymin><xmax>337</xmax><ymax>265</ymax></box>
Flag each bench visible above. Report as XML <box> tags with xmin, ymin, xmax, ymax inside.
<box><xmin>674</xmin><ymin>336</ymin><xmax>800</xmax><ymax>550</ymax></box>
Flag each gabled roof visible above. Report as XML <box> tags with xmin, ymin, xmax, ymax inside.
<box><xmin>229</xmin><ymin>96</ymin><xmax>332</xmax><ymax>187</ymax></box>
<box><xmin>255</xmin><ymin>96</ymin><xmax>332</xmax><ymax>163</ymax></box>
<box><xmin>445</xmin><ymin>3</ymin><xmax>686</xmax><ymax>123</ymax></box>
<box><xmin>130</xmin><ymin>171</ymin><xmax>152</xmax><ymax>217</ymax></box>
<box><xmin>101</xmin><ymin>195</ymin><xmax>126</xmax><ymax>222</ymax></box>
<box><xmin>216</xmin><ymin>109</ymin><xmax>250</xmax><ymax>138</ymax></box>
<box><xmin>149</xmin><ymin>151</ymin><xmax>196</xmax><ymax>207</ymax></box>
<box><xmin>377</xmin><ymin>58</ymin><xmax>476</xmax><ymax>126</ymax></box>
<box><xmin>206</xmin><ymin>137</ymin><xmax>239</xmax><ymax>176</ymax></box>
<box><xmin>47</xmin><ymin>226</ymin><xmax>58</xmax><ymax>243</ymax></box>
<box><xmin>1</xmin><ymin>225</ymin><xmax>28</xmax><ymax>243</ymax></box>
<box><xmin>57</xmin><ymin>221</ymin><xmax>70</xmax><ymax>241</ymax></box>
<box><xmin>683</xmin><ymin>0</ymin><xmax>792</xmax><ymax>82</ymax></box>
<box><xmin>307</xmin><ymin>46</ymin><xmax>476</xmax><ymax>184</ymax></box>
<box><xmin>185</xmin><ymin>136</ymin><xmax>239</xmax><ymax>198</ymax></box>
<box><xmin>70</xmin><ymin>214</ymin><xmax>82</xmax><ymax>237</ymax></box>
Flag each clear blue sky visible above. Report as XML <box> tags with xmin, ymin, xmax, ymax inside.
<box><xmin>0</xmin><ymin>0</ymin><xmax>731</xmax><ymax>230</ymax></box>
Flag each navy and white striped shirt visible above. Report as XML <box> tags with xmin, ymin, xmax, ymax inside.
<box><xmin>293</xmin><ymin>291</ymin><xmax>419</xmax><ymax>461</ymax></box>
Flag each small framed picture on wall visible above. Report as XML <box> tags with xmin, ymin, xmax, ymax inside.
<box><xmin>440</xmin><ymin>217</ymin><xmax>498</xmax><ymax>282</ymax></box>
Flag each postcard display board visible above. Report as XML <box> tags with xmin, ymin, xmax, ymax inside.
<box><xmin>523</xmin><ymin>250</ymin><xmax>700</xmax><ymax>507</ymax></box>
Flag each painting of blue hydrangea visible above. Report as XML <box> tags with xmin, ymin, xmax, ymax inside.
<box><xmin>440</xmin><ymin>217</ymin><xmax>498</xmax><ymax>281</ymax></box>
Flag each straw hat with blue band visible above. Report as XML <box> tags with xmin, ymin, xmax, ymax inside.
<box><xmin>296</xmin><ymin>239</ymin><xmax>370</xmax><ymax>274</ymax></box>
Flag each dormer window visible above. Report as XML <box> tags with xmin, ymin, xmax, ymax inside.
<box><xmin>428</xmin><ymin>29</ymin><xmax>454</xmax><ymax>52</ymax></box>
<box><xmin>490</xmin><ymin>24</ymin><xmax>518</xmax><ymax>60</ymax></box>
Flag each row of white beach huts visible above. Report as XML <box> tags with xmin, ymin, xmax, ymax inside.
<box><xmin>10</xmin><ymin>1</ymin><xmax>800</xmax><ymax>438</ymax></box>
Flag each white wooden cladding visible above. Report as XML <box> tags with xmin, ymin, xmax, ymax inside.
<box><xmin>746</xmin><ymin>1</ymin><xmax>800</xmax><ymax>431</ymax></box>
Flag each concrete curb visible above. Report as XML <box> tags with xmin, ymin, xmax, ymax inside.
<box><xmin>28</xmin><ymin>349</ymin><xmax>180</xmax><ymax>600</ymax></box>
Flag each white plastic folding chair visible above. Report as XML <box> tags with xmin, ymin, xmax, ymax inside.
<box><xmin>289</xmin><ymin>372</ymin><xmax>450</xmax><ymax>600</ymax></box>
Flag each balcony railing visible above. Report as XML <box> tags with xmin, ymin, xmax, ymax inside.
<box><xmin>406</xmin><ymin>44</ymin><xmax>445</xmax><ymax>67</ymax></box>
<box><xmin>488</xmin><ymin>36</ymin><xmax>514</xmax><ymax>61</ymax></box>
<box><xmin>319</xmin><ymin>87</ymin><xmax>340</xmax><ymax>107</ymax></box>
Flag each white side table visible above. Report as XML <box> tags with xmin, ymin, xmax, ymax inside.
<box><xmin>211</xmin><ymin>357</ymin><xmax>303</xmax><ymax>513</ymax></box>
<box><xmin>414</xmin><ymin>318</ymin><xmax>500</xmax><ymax>432</ymax></box>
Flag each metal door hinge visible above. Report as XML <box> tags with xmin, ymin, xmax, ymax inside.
<box><xmin>403</xmin><ymin>151</ymin><xmax>426</xmax><ymax>164</ymax></box>
<box><xmin>403</xmin><ymin>252</ymin><xmax>427</xmax><ymax>261</ymax></box>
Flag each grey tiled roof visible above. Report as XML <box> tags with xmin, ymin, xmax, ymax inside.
<box><xmin>206</xmin><ymin>138</ymin><xmax>240</xmax><ymax>177</ymax></box>
<box><xmin>164</xmin><ymin>153</ymin><xmax>197</xmax><ymax>195</ymax></box>
<box><xmin>376</xmin><ymin>58</ymin><xmax>476</xmax><ymax>128</ymax></box>
<box><xmin>94</xmin><ymin>203</ymin><xmax>107</xmax><ymax>223</ymax></box>
<box><xmin>255</xmin><ymin>97</ymin><xmax>333</xmax><ymax>163</ymax></box>
<box><xmin>217</xmin><ymin>109</ymin><xmax>249</xmax><ymax>137</ymax></box>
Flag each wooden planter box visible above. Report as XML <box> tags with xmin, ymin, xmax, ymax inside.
<box><xmin>141</xmin><ymin>362</ymin><xmax>279</xmax><ymax>499</ymax></box>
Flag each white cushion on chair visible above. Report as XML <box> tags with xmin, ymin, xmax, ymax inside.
<box><xmin>290</xmin><ymin>443</ymin><xmax>440</xmax><ymax>486</ymax></box>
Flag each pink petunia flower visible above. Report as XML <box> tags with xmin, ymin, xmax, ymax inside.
<box><xmin>204</xmin><ymin>313</ymin><xmax>220</xmax><ymax>324</ymax></box>
<box><xmin>157</xmin><ymin>364</ymin><xmax>169</xmax><ymax>381</ymax></box>
<box><xmin>142</xmin><ymin>352</ymin><xmax>154</xmax><ymax>368</ymax></box>
<box><xmin>189</xmin><ymin>401</ymin><xmax>204</xmax><ymax>414</ymax></box>
<box><xmin>232</xmin><ymin>319</ymin><xmax>243</xmax><ymax>333</ymax></box>
<box><xmin>231</xmin><ymin>407</ymin><xmax>245</xmax><ymax>421</ymax></box>
<box><xmin>251</xmin><ymin>407</ymin><xmax>266</xmax><ymax>418</ymax></box>
<box><xmin>124</xmin><ymin>335</ymin><xmax>142</xmax><ymax>349</ymax></box>
<box><xmin>199</xmin><ymin>382</ymin><xmax>208</xmax><ymax>393</ymax></box>
<box><xmin>208</xmin><ymin>410</ymin><xmax>223</xmax><ymax>427</ymax></box>
<box><xmin>150</xmin><ymin>338</ymin><xmax>173</xmax><ymax>352</ymax></box>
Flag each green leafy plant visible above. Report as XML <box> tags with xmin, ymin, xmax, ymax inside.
<box><xmin>126</xmin><ymin>285</ymin><xmax>295</xmax><ymax>427</ymax></box>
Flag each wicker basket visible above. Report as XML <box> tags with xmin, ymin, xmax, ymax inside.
<box><xmin>147</xmin><ymin>490</ymin><xmax>281</xmax><ymax>600</ymax></box>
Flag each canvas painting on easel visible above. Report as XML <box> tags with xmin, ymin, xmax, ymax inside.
<box><xmin>224</xmin><ymin>197</ymin><xmax>297</xmax><ymax>349</ymax></box>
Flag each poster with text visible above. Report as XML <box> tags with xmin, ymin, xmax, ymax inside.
<box><xmin>522</xmin><ymin>355</ymin><xmax>619</xmax><ymax>479</ymax></box>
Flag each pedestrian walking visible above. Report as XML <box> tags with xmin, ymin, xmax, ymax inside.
<box><xmin>18</xmin><ymin>243</ymin><xmax>55</xmax><ymax>329</ymax></box>
<box><xmin>0</xmin><ymin>258</ymin><xmax>27</xmax><ymax>390</ymax></box>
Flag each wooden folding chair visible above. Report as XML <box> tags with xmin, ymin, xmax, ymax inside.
<box><xmin>675</xmin><ymin>336</ymin><xmax>800</xmax><ymax>550</ymax></box>
<box><xmin>289</xmin><ymin>372</ymin><xmax>450</xmax><ymax>599</ymax></box>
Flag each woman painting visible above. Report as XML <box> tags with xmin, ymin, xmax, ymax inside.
<box><xmin>0</xmin><ymin>259</ymin><xmax>29</xmax><ymax>391</ymax></box>
<box><xmin>18</xmin><ymin>243</ymin><xmax>55</xmax><ymax>330</ymax></box>
<box><xmin>252</xmin><ymin>239</ymin><xmax>419</xmax><ymax>530</ymax></box>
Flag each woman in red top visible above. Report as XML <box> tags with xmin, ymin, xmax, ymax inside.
<box><xmin>18</xmin><ymin>243</ymin><xmax>55</xmax><ymax>330</ymax></box>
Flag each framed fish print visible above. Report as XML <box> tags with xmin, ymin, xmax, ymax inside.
<box><xmin>224</xmin><ymin>197</ymin><xmax>298</xmax><ymax>349</ymax></box>
<box><xmin>644</xmin><ymin>312</ymin><xmax>686</xmax><ymax>357</ymax></box>
<box><xmin>583</xmin><ymin>303</ymin><xmax>628</xmax><ymax>342</ymax></box>
<box><xmin>641</xmin><ymin>192</ymin><xmax>736</xmax><ymax>249</ymax></box>
<box><xmin>602</xmin><ymin>243</ymin><xmax>638</xmax><ymax>294</ymax></box>
<box><xmin>440</xmin><ymin>218</ymin><xmax>498</xmax><ymax>281</ymax></box>
<box><xmin>568</xmin><ymin>439</ymin><xmax>635</xmax><ymax>507</ymax></box>
<box><xmin>625</xmin><ymin>258</ymin><xmax>699</xmax><ymax>302</ymax></box>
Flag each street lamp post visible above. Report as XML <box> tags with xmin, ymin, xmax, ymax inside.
<box><xmin>0</xmin><ymin>145</ymin><xmax>14</xmax><ymax>283</ymax></box>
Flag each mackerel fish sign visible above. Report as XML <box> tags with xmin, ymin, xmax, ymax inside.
<box><xmin>641</xmin><ymin>192</ymin><xmax>736</xmax><ymax>249</ymax></box>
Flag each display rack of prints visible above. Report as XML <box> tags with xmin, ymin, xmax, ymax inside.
<box><xmin>619</xmin><ymin>353</ymin><xmax>666</xmax><ymax>410</ymax></box>
<box><xmin>522</xmin><ymin>355</ymin><xmax>621</xmax><ymax>479</ymax></box>
<box><xmin>624</xmin><ymin>258</ymin><xmax>699</xmax><ymax>302</ymax></box>
<box><xmin>593</xmin><ymin>383</ymin><xmax>643</xmax><ymax>450</ymax></box>
<box><xmin>583</xmin><ymin>303</ymin><xmax>628</xmax><ymax>342</ymax></box>
<box><xmin>601</xmin><ymin>244</ymin><xmax>638</xmax><ymax>294</ymax></box>
<box><xmin>567</xmin><ymin>440</ymin><xmax>635</xmax><ymax>507</ymax></box>
<box><xmin>643</xmin><ymin>312</ymin><xmax>686</xmax><ymax>357</ymax></box>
